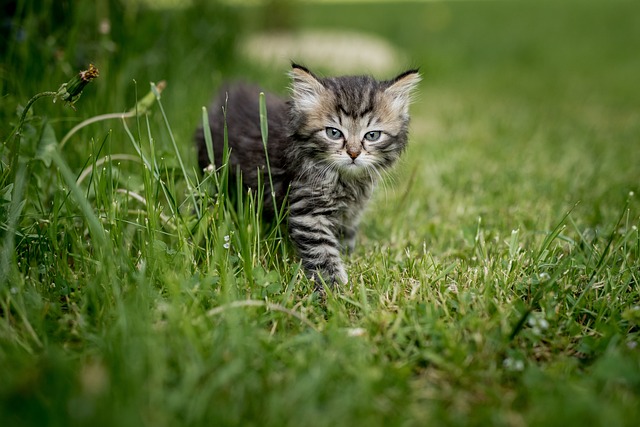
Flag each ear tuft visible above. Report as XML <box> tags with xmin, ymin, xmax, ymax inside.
<box><xmin>385</xmin><ymin>69</ymin><xmax>421</xmax><ymax>116</ymax></box>
<box><xmin>291</xmin><ymin>62</ymin><xmax>312</xmax><ymax>74</ymax></box>
<box><xmin>289</xmin><ymin>64</ymin><xmax>325</xmax><ymax>111</ymax></box>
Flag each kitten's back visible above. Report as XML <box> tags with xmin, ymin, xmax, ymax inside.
<box><xmin>195</xmin><ymin>83</ymin><xmax>291</xmax><ymax>209</ymax></box>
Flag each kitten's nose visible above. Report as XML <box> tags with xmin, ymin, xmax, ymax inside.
<box><xmin>347</xmin><ymin>149</ymin><xmax>360</xmax><ymax>159</ymax></box>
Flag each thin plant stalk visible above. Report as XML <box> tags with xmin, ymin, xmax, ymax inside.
<box><xmin>59</xmin><ymin>81</ymin><xmax>166</xmax><ymax>149</ymax></box>
<box><xmin>59</xmin><ymin>112</ymin><xmax>135</xmax><ymax>149</ymax></box>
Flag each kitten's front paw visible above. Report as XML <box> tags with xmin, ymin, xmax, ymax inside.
<box><xmin>310</xmin><ymin>265</ymin><xmax>348</xmax><ymax>289</ymax></box>
<box><xmin>333</xmin><ymin>267</ymin><xmax>349</xmax><ymax>286</ymax></box>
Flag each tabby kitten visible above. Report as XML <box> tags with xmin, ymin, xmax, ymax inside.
<box><xmin>195</xmin><ymin>64</ymin><xmax>420</xmax><ymax>286</ymax></box>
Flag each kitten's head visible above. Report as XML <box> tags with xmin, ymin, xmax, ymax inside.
<box><xmin>288</xmin><ymin>64</ymin><xmax>420</xmax><ymax>176</ymax></box>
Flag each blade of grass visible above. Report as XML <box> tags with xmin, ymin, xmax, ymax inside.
<box><xmin>258</xmin><ymin>92</ymin><xmax>278</xmax><ymax>215</ymax></box>
<box><xmin>49</xmin><ymin>148</ymin><xmax>108</xmax><ymax>249</ymax></box>
<box><xmin>206</xmin><ymin>299</ymin><xmax>318</xmax><ymax>332</ymax></box>
<box><xmin>568</xmin><ymin>198</ymin><xmax>631</xmax><ymax>315</ymax></box>
<box><xmin>152</xmin><ymin>82</ymin><xmax>201</xmax><ymax>218</ymax></box>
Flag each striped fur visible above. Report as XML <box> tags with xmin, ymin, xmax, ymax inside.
<box><xmin>196</xmin><ymin>64</ymin><xmax>420</xmax><ymax>287</ymax></box>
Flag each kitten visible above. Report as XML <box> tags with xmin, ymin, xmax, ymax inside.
<box><xmin>195</xmin><ymin>64</ymin><xmax>420</xmax><ymax>286</ymax></box>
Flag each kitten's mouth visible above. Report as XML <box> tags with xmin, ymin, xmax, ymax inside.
<box><xmin>337</xmin><ymin>160</ymin><xmax>369</xmax><ymax>176</ymax></box>
<box><xmin>328</xmin><ymin>154</ymin><xmax>370</xmax><ymax>175</ymax></box>
<box><xmin>343</xmin><ymin>158</ymin><xmax>361</xmax><ymax>167</ymax></box>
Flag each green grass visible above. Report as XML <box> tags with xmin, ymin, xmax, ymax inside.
<box><xmin>2</xmin><ymin>0</ymin><xmax>640</xmax><ymax>425</ymax></box>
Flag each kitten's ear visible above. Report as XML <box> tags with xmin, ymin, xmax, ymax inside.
<box><xmin>385</xmin><ymin>69</ymin><xmax>421</xmax><ymax>116</ymax></box>
<box><xmin>289</xmin><ymin>63</ymin><xmax>325</xmax><ymax>111</ymax></box>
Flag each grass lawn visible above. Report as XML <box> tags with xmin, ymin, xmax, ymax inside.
<box><xmin>1</xmin><ymin>0</ymin><xmax>639</xmax><ymax>425</ymax></box>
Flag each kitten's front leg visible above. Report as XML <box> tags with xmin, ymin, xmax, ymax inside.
<box><xmin>288</xmin><ymin>204</ymin><xmax>348</xmax><ymax>287</ymax></box>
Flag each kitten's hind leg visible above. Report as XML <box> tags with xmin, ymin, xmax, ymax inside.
<box><xmin>339</xmin><ymin>223</ymin><xmax>358</xmax><ymax>255</ymax></box>
<box><xmin>339</xmin><ymin>207</ymin><xmax>365</xmax><ymax>255</ymax></box>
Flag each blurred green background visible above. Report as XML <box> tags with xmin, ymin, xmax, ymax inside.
<box><xmin>2</xmin><ymin>0</ymin><xmax>639</xmax><ymax>178</ymax></box>
<box><xmin>3</xmin><ymin>0</ymin><xmax>639</xmax><ymax>188</ymax></box>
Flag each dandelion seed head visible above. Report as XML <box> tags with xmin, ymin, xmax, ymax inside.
<box><xmin>528</xmin><ymin>312</ymin><xmax>549</xmax><ymax>332</ymax></box>
<box><xmin>99</xmin><ymin>19</ymin><xmax>111</xmax><ymax>35</ymax></box>
<box><xmin>346</xmin><ymin>328</ymin><xmax>367</xmax><ymax>337</ymax></box>
<box><xmin>503</xmin><ymin>357</ymin><xmax>524</xmax><ymax>371</ymax></box>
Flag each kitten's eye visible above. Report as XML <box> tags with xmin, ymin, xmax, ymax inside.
<box><xmin>364</xmin><ymin>131</ymin><xmax>382</xmax><ymax>142</ymax></box>
<box><xmin>325</xmin><ymin>127</ymin><xmax>343</xmax><ymax>140</ymax></box>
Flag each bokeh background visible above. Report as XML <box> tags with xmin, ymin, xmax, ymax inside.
<box><xmin>2</xmin><ymin>0</ymin><xmax>638</xmax><ymax>207</ymax></box>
